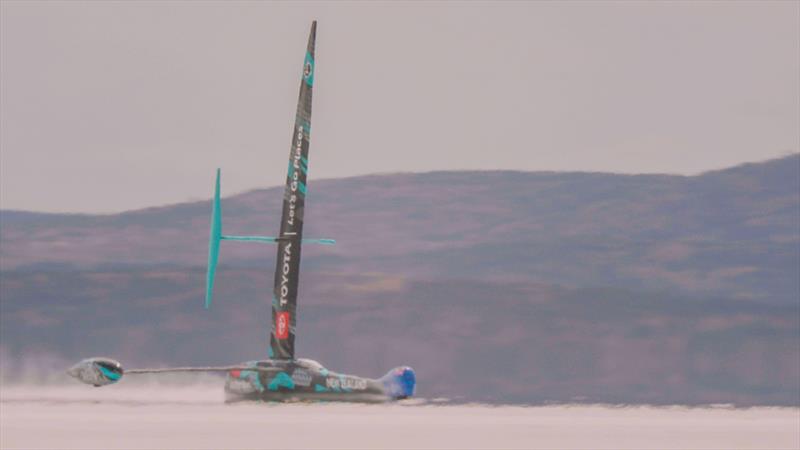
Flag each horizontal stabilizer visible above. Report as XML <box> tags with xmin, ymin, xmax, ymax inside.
<box><xmin>222</xmin><ymin>235</ymin><xmax>278</xmax><ymax>243</ymax></box>
<box><xmin>204</xmin><ymin>169</ymin><xmax>334</xmax><ymax>310</ymax></box>
<box><xmin>221</xmin><ymin>235</ymin><xmax>335</xmax><ymax>245</ymax></box>
<box><xmin>302</xmin><ymin>238</ymin><xmax>336</xmax><ymax>245</ymax></box>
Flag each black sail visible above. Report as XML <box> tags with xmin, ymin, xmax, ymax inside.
<box><xmin>270</xmin><ymin>21</ymin><xmax>316</xmax><ymax>360</ymax></box>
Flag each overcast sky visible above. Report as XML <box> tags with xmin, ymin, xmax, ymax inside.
<box><xmin>1</xmin><ymin>1</ymin><xmax>798</xmax><ymax>213</ymax></box>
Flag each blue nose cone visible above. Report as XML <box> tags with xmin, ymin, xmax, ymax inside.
<box><xmin>382</xmin><ymin>366</ymin><xmax>416</xmax><ymax>399</ymax></box>
<box><xmin>399</xmin><ymin>367</ymin><xmax>416</xmax><ymax>398</ymax></box>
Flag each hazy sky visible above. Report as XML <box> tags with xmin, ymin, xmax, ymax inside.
<box><xmin>1</xmin><ymin>1</ymin><xmax>798</xmax><ymax>213</ymax></box>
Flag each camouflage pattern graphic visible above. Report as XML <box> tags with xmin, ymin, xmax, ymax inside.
<box><xmin>223</xmin><ymin>358</ymin><xmax>416</xmax><ymax>403</ymax></box>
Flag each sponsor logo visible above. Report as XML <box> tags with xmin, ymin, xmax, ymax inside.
<box><xmin>276</xmin><ymin>312</ymin><xmax>290</xmax><ymax>339</ymax></box>
<box><xmin>286</xmin><ymin>125</ymin><xmax>304</xmax><ymax>226</ymax></box>
<box><xmin>279</xmin><ymin>243</ymin><xmax>292</xmax><ymax>306</ymax></box>
<box><xmin>279</xmin><ymin>124</ymin><xmax>307</xmax><ymax>307</ymax></box>
<box><xmin>291</xmin><ymin>368</ymin><xmax>313</xmax><ymax>387</ymax></box>
<box><xmin>325</xmin><ymin>376</ymin><xmax>367</xmax><ymax>391</ymax></box>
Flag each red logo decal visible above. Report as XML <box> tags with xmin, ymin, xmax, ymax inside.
<box><xmin>276</xmin><ymin>312</ymin><xmax>290</xmax><ymax>339</ymax></box>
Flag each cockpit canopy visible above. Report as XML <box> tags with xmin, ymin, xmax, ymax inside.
<box><xmin>295</xmin><ymin>358</ymin><xmax>325</xmax><ymax>371</ymax></box>
<box><xmin>248</xmin><ymin>358</ymin><xmax>326</xmax><ymax>372</ymax></box>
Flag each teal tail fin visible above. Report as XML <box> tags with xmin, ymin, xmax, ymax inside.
<box><xmin>203</xmin><ymin>167</ymin><xmax>334</xmax><ymax>309</ymax></box>
<box><xmin>205</xmin><ymin>168</ymin><xmax>222</xmax><ymax>309</ymax></box>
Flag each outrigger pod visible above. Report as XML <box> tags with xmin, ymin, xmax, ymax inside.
<box><xmin>204</xmin><ymin>169</ymin><xmax>335</xmax><ymax>309</ymax></box>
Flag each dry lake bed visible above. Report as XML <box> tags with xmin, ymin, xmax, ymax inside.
<box><xmin>1</xmin><ymin>384</ymin><xmax>798</xmax><ymax>449</ymax></box>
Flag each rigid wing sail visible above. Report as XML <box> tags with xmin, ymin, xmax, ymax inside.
<box><xmin>269</xmin><ymin>16</ymin><xmax>316</xmax><ymax>360</ymax></box>
<box><xmin>68</xmin><ymin>21</ymin><xmax>416</xmax><ymax>403</ymax></box>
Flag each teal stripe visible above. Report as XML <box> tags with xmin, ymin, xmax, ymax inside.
<box><xmin>303</xmin><ymin>52</ymin><xmax>314</xmax><ymax>86</ymax></box>
<box><xmin>268</xmin><ymin>372</ymin><xmax>295</xmax><ymax>391</ymax></box>
<box><xmin>298</xmin><ymin>182</ymin><xmax>307</xmax><ymax>195</ymax></box>
<box><xmin>98</xmin><ymin>365</ymin><xmax>121</xmax><ymax>381</ymax></box>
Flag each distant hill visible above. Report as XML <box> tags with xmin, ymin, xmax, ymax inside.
<box><xmin>2</xmin><ymin>154</ymin><xmax>798</xmax><ymax>303</ymax></box>
<box><xmin>1</xmin><ymin>155</ymin><xmax>798</xmax><ymax>406</ymax></box>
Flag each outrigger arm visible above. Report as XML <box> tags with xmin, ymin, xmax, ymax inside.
<box><xmin>66</xmin><ymin>357</ymin><xmax>282</xmax><ymax>387</ymax></box>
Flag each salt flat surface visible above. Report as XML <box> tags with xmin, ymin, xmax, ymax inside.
<box><xmin>1</xmin><ymin>384</ymin><xmax>798</xmax><ymax>450</ymax></box>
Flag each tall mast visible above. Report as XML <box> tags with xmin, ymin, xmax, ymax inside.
<box><xmin>270</xmin><ymin>21</ymin><xmax>316</xmax><ymax>360</ymax></box>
